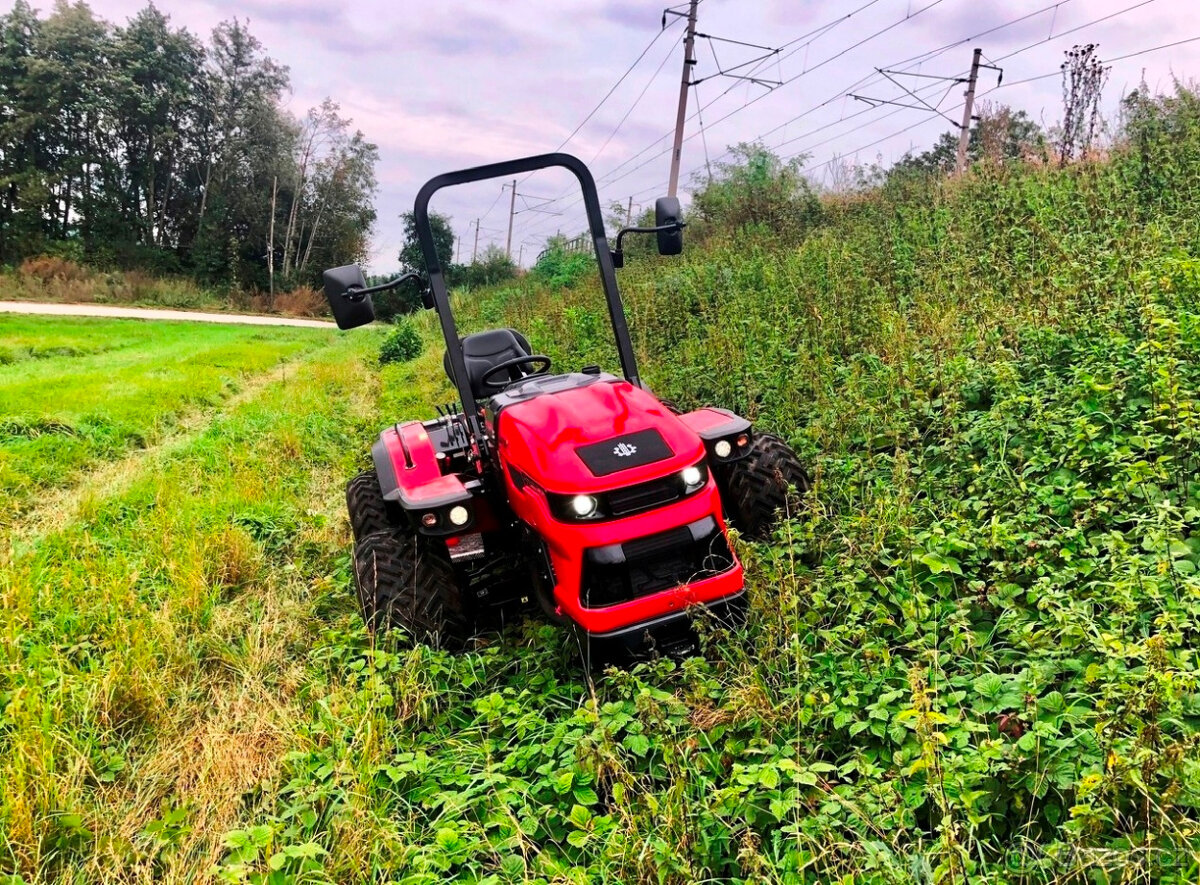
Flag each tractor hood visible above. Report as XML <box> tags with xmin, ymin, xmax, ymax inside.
<box><xmin>496</xmin><ymin>378</ymin><xmax>705</xmax><ymax>494</ymax></box>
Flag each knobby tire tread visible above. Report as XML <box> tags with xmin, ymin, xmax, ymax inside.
<box><xmin>346</xmin><ymin>470</ymin><xmax>391</xmax><ymax>541</ymax></box>
<box><xmin>352</xmin><ymin>530</ymin><xmax>472</xmax><ymax>650</ymax></box>
<box><xmin>723</xmin><ymin>432</ymin><xmax>811</xmax><ymax>541</ymax></box>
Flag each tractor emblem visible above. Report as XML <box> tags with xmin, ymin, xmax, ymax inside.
<box><xmin>613</xmin><ymin>442</ymin><xmax>638</xmax><ymax>457</ymax></box>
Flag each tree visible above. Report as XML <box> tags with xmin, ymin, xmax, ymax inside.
<box><xmin>295</xmin><ymin>129</ymin><xmax>377</xmax><ymax>277</ymax></box>
<box><xmin>455</xmin><ymin>245</ymin><xmax>516</xmax><ymax>289</ymax></box>
<box><xmin>190</xmin><ymin>17</ymin><xmax>291</xmax><ymax>288</ymax></box>
<box><xmin>889</xmin><ymin>104</ymin><xmax>1046</xmax><ymax>178</ymax></box>
<box><xmin>974</xmin><ymin>102</ymin><xmax>1046</xmax><ymax>166</ymax></box>
<box><xmin>399</xmin><ymin>209</ymin><xmax>453</xmax><ymax>274</ymax></box>
<box><xmin>0</xmin><ymin>1</ymin><xmax>46</xmax><ymax>261</ymax></box>
<box><xmin>0</xmin><ymin>2</ymin><xmax>378</xmax><ymax>296</ymax></box>
<box><xmin>37</xmin><ymin>1</ymin><xmax>111</xmax><ymax>240</ymax></box>
<box><xmin>108</xmin><ymin>5</ymin><xmax>205</xmax><ymax>254</ymax></box>
<box><xmin>281</xmin><ymin>98</ymin><xmax>348</xmax><ymax>280</ymax></box>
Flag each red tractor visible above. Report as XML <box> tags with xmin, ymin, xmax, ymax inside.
<box><xmin>323</xmin><ymin>153</ymin><xmax>808</xmax><ymax>664</ymax></box>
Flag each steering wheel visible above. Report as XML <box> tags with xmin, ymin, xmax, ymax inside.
<box><xmin>480</xmin><ymin>355</ymin><xmax>552</xmax><ymax>391</ymax></box>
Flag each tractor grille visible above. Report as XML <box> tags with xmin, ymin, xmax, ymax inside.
<box><xmin>581</xmin><ymin>518</ymin><xmax>735</xmax><ymax>609</ymax></box>
<box><xmin>607</xmin><ymin>476</ymin><xmax>681</xmax><ymax>517</ymax></box>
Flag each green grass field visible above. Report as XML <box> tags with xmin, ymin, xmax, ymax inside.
<box><xmin>0</xmin><ymin>317</ymin><xmax>336</xmax><ymax>529</ymax></box>
<box><xmin>4</xmin><ymin>286</ymin><xmax>1200</xmax><ymax>883</ymax></box>
<box><xmin>1</xmin><ymin>317</ymin><xmax>383</xmax><ymax>881</ymax></box>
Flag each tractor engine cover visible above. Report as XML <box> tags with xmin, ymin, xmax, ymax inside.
<box><xmin>496</xmin><ymin>379</ymin><xmax>704</xmax><ymax>493</ymax></box>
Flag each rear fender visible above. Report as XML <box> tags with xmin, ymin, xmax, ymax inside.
<box><xmin>677</xmin><ymin>407</ymin><xmax>753</xmax><ymax>463</ymax></box>
<box><xmin>372</xmin><ymin>422</ymin><xmax>476</xmax><ymax>536</ymax></box>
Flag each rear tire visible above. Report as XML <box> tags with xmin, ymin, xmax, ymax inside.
<box><xmin>346</xmin><ymin>471</ymin><xmax>392</xmax><ymax>542</ymax></box>
<box><xmin>352</xmin><ymin>530</ymin><xmax>472</xmax><ymax>649</ymax></box>
<box><xmin>719</xmin><ymin>432</ymin><xmax>810</xmax><ymax>541</ymax></box>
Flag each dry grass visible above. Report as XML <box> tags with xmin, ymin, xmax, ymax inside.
<box><xmin>271</xmin><ymin>286</ymin><xmax>327</xmax><ymax>318</ymax></box>
<box><xmin>3</xmin><ymin>257</ymin><xmax>330</xmax><ymax>318</ymax></box>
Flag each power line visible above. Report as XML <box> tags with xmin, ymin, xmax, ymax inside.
<box><xmin>984</xmin><ymin>33</ymin><xmax>1200</xmax><ymax>91</ymax></box>
<box><xmin>522</xmin><ymin>2</ymin><xmax>1067</xmax><ymax>245</ymax></box>
<box><xmin>515</xmin><ymin>12</ymin><xmax>686</xmax><ymax>188</ymax></box>
<box><xmin>510</xmin><ymin>0</ymin><xmax>895</xmax><ymax>246</ymax></box>
<box><xmin>516</xmin><ymin>0</ymin><xmax>1173</xmax><ymax>247</ymax></box>
<box><xmin>596</xmin><ymin>0</ymin><xmax>953</xmax><ymax>191</ymax></box>
<box><xmin>591</xmin><ymin>0</ymin><xmax>894</xmax><ymax>186</ymax></box>
<box><xmin>989</xmin><ymin>0</ymin><xmax>1156</xmax><ymax>64</ymax></box>
<box><xmin>744</xmin><ymin>1</ymin><xmax>1074</xmax><ymax>148</ymax></box>
<box><xmin>694</xmin><ymin>80</ymin><xmax>715</xmax><ymax>184</ymax></box>
<box><xmin>588</xmin><ymin>29</ymin><xmax>682</xmax><ymax>167</ymax></box>
<box><xmin>515</xmin><ymin>0</ymin><xmax>950</xmax><ymax>241</ymax></box>
<box><xmin>478</xmin><ymin>184</ymin><xmax>509</xmax><ymax>226</ymax></box>
<box><xmin>717</xmin><ymin>0</ymin><xmax>1152</xmax><ymax>176</ymax></box>
<box><xmin>793</xmin><ymin>31</ymin><xmax>1199</xmax><ymax>178</ymax></box>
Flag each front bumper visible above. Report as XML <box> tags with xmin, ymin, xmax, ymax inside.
<box><xmin>577</xmin><ymin>589</ymin><xmax>748</xmax><ymax>664</ymax></box>
<box><xmin>532</xmin><ymin>481</ymin><xmax>745</xmax><ymax>633</ymax></box>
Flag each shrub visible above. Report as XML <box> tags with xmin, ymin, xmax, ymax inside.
<box><xmin>690</xmin><ymin>141</ymin><xmax>823</xmax><ymax>243</ymax></box>
<box><xmin>449</xmin><ymin>246</ymin><xmax>518</xmax><ymax>290</ymax></box>
<box><xmin>18</xmin><ymin>255</ymin><xmax>93</xmax><ymax>284</ymax></box>
<box><xmin>531</xmin><ymin>247</ymin><xmax>593</xmax><ymax>288</ymax></box>
<box><xmin>379</xmin><ymin>322</ymin><xmax>423</xmax><ymax>364</ymax></box>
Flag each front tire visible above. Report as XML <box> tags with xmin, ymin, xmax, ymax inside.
<box><xmin>352</xmin><ymin>530</ymin><xmax>472</xmax><ymax>649</ymax></box>
<box><xmin>719</xmin><ymin>432</ymin><xmax>810</xmax><ymax>541</ymax></box>
<box><xmin>346</xmin><ymin>471</ymin><xmax>392</xmax><ymax>542</ymax></box>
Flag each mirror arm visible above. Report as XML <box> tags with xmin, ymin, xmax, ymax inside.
<box><xmin>609</xmin><ymin>221</ymin><xmax>686</xmax><ymax>268</ymax></box>
<box><xmin>344</xmin><ymin>271</ymin><xmax>423</xmax><ymax>302</ymax></box>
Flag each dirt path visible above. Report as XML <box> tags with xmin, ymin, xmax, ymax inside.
<box><xmin>0</xmin><ymin>299</ymin><xmax>336</xmax><ymax>328</ymax></box>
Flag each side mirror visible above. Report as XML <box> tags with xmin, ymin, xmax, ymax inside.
<box><xmin>322</xmin><ymin>264</ymin><xmax>375</xmax><ymax>330</ymax></box>
<box><xmin>655</xmin><ymin>196</ymin><xmax>683</xmax><ymax>256</ymax></box>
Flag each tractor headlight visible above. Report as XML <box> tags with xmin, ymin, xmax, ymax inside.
<box><xmin>571</xmin><ymin>494</ymin><xmax>600</xmax><ymax>518</ymax></box>
<box><xmin>548</xmin><ymin>462</ymin><xmax>707</xmax><ymax>523</ymax></box>
<box><xmin>709</xmin><ymin>431</ymin><xmax>751</xmax><ymax>461</ymax></box>
<box><xmin>418</xmin><ymin>500</ymin><xmax>474</xmax><ymax>534</ymax></box>
<box><xmin>548</xmin><ymin>491</ymin><xmax>609</xmax><ymax>522</ymax></box>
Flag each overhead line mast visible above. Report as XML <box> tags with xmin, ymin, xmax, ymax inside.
<box><xmin>665</xmin><ymin>0</ymin><xmax>700</xmax><ymax>197</ymax></box>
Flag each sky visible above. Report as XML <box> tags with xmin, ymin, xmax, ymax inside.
<box><xmin>17</xmin><ymin>0</ymin><xmax>1200</xmax><ymax>271</ymax></box>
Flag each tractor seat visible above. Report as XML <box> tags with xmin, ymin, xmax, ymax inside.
<box><xmin>444</xmin><ymin>328</ymin><xmax>535</xmax><ymax>399</ymax></box>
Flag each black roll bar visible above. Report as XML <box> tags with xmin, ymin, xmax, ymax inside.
<box><xmin>413</xmin><ymin>152</ymin><xmax>641</xmax><ymax>459</ymax></box>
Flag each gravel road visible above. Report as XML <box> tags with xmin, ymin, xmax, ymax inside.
<box><xmin>0</xmin><ymin>300</ymin><xmax>337</xmax><ymax>329</ymax></box>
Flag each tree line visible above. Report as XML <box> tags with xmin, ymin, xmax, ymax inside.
<box><xmin>0</xmin><ymin>0</ymin><xmax>378</xmax><ymax>295</ymax></box>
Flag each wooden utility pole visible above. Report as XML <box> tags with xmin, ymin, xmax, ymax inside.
<box><xmin>472</xmin><ymin>218</ymin><xmax>480</xmax><ymax>263</ymax></box>
<box><xmin>505</xmin><ymin>179</ymin><xmax>517</xmax><ymax>259</ymax></box>
<box><xmin>626</xmin><ymin>196</ymin><xmax>634</xmax><ymax>226</ymax></box>
<box><xmin>956</xmin><ymin>48</ymin><xmax>983</xmax><ymax>174</ymax></box>
<box><xmin>667</xmin><ymin>0</ymin><xmax>700</xmax><ymax>197</ymax></box>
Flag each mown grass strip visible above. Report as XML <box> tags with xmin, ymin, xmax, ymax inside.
<box><xmin>0</xmin><ymin>317</ymin><xmax>336</xmax><ymax>526</ymax></box>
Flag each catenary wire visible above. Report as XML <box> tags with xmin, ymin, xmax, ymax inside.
<box><xmin>513</xmin><ymin>12</ymin><xmax>687</xmax><ymax>189</ymax></box>
<box><xmin>516</xmin><ymin>0</ymin><xmax>1169</xmax><ymax>247</ymax></box>
<box><xmin>513</xmin><ymin>0</ymin><xmax>952</xmax><ymax>242</ymax></box>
